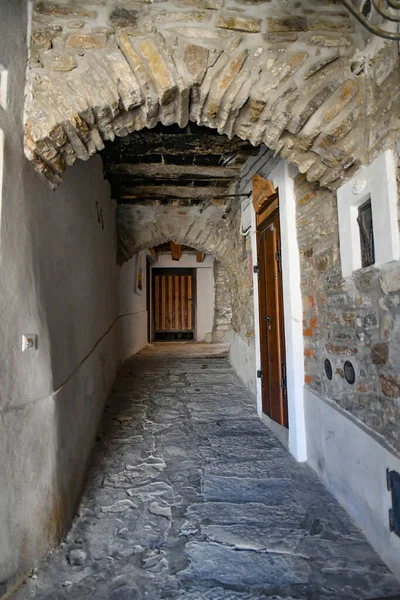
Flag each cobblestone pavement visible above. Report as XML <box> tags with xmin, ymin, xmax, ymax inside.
<box><xmin>14</xmin><ymin>352</ymin><xmax>400</xmax><ymax>600</ymax></box>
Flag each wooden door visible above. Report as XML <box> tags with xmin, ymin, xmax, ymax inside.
<box><xmin>152</xmin><ymin>268</ymin><xmax>195</xmax><ymax>341</ymax></box>
<box><xmin>257</xmin><ymin>206</ymin><xmax>288</xmax><ymax>428</ymax></box>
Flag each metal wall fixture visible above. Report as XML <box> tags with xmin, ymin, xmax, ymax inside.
<box><xmin>324</xmin><ymin>359</ymin><xmax>333</xmax><ymax>380</ymax></box>
<box><xmin>340</xmin><ymin>0</ymin><xmax>400</xmax><ymax>40</ymax></box>
<box><xmin>387</xmin><ymin>468</ymin><xmax>400</xmax><ymax>537</ymax></box>
<box><xmin>95</xmin><ymin>201</ymin><xmax>104</xmax><ymax>230</ymax></box>
<box><xmin>344</xmin><ymin>361</ymin><xmax>356</xmax><ymax>385</ymax></box>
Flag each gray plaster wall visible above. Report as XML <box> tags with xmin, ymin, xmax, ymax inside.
<box><xmin>0</xmin><ymin>2</ymin><xmax>118</xmax><ymax>595</ymax></box>
<box><xmin>118</xmin><ymin>252</ymin><xmax>149</xmax><ymax>363</ymax></box>
<box><xmin>305</xmin><ymin>387</ymin><xmax>400</xmax><ymax>577</ymax></box>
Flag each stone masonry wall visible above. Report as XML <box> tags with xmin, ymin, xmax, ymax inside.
<box><xmin>296</xmin><ymin>159</ymin><xmax>400</xmax><ymax>455</ymax></box>
<box><xmin>212</xmin><ymin>261</ymin><xmax>232</xmax><ymax>343</ymax></box>
<box><xmin>26</xmin><ymin>0</ymin><xmax>400</xmax><ymax>194</ymax></box>
<box><xmin>235</xmin><ymin>142</ymin><xmax>400</xmax><ymax>455</ymax></box>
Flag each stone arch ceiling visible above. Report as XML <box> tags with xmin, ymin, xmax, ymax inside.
<box><xmin>117</xmin><ymin>202</ymin><xmax>236</xmax><ymax>265</ymax></box>
<box><xmin>25</xmin><ymin>0</ymin><xmax>400</xmax><ymax>192</ymax></box>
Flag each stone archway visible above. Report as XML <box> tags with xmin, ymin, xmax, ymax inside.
<box><xmin>25</xmin><ymin>0</ymin><xmax>400</xmax><ymax>191</ymax></box>
<box><xmin>118</xmin><ymin>199</ymin><xmax>251</xmax><ymax>343</ymax></box>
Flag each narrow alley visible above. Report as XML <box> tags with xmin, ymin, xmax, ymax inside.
<box><xmin>14</xmin><ymin>347</ymin><xmax>400</xmax><ymax>600</ymax></box>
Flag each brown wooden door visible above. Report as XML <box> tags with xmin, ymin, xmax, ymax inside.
<box><xmin>152</xmin><ymin>268</ymin><xmax>195</xmax><ymax>341</ymax></box>
<box><xmin>257</xmin><ymin>209</ymin><xmax>288</xmax><ymax>428</ymax></box>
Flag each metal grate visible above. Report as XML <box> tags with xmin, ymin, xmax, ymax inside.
<box><xmin>357</xmin><ymin>198</ymin><xmax>375</xmax><ymax>268</ymax></box>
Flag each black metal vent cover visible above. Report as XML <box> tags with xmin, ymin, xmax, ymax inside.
<box><xmin>387</xmin><ymin>469</ymin><xmax>400</xmax><ymax>537</ymax></box>
<box><xmin>324</xmin><ymin>359</ymin><xmax>333</xmax><ymax>381</ymax></box>
<box><xmin>344</xmin><ymin>361</ymin><xmax>355</xmax><ymax>385</ymax></box>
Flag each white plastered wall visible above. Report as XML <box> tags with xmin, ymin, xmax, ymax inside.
<box><xmin>0</xmin><ymin>2</ymin><xmax>119</xmax><ymax>593</ymax></box>
<box><xmin>118</xmin><ymin>251</ymin><xmax>149</xmax><ymax>362</ymax></box>
<box><xmin>151</xmin><ymin>253</ymin><xmax>215</xmax><ymax>342</ymax></box>
<box><xmin>305</xmin><ymin>388</ymin><xmax>400</xmax><ymax>576</ymax></box>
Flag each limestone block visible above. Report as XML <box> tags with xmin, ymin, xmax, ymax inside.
<box><xmin>308</xmin><ymin>18</ymin><xmax>354</xmax><ymax>32</ymax></box>
<box><xmin>267</xmin><ymin>17</ymin><xmax>307</xmax><ymax>32</ymax></box>
<box><xmin>49</xmin><ymin>54</ymin><xmax>78</xmax><ymax>71</ymax></box>
<box><xmin>168</xmin><ymin>27</ymin><xmax>242</xmax><ymax>51</ymax></box>
<box><xmin>68</xmin><ymin>21</ymin><xmax>84</xmax><ymax>29</ymax></box>
<box><xmin>371</xmin><ymin>343</ymin><xmax>389</xmax><ymax>366</ymax></box>
<box><xmin>175</xmin><ymin>0</ymin><xmax>223</xmax><ymax>7</ymax></box>
<box><xmin>288</xmin><ymin>78</ymin><xmax>343</xmax><ymax>135</ymax></box>
<box><xmin>35</xmin><ymin>2</ymin><xmax>97</xmax><ymax>19</ymax></box>
<box><xmin>380</xmin><ymin>374</ymin><xmax>400</xmax><ymax>398</ymax></box>
<box><xmin>217</xmin><ymin>14</ymin><xmax>261</xmax><ymax>33</ymax></box>
<box><xmin>109</xmin><ymin>8</ymin><xmax>139</xmax><ymax>29</ymax></box>
<box><xmin>203</xmin><ymin>49</ymin><xmax>248</xmax><ymax>120</ymax></box>
<box><xmin>31</xmin><ymin>31</ymin><xmax>53</xmax><ymax>50</ymax></box>
<box><xmin>118</xmin><ymin>33</ymin><xmax>159</xmax><ymax>119</ymax></box>
<box><xmin>182</xmin><ymin>43</ymin><xmax>209</xmax><ymax>86</ymax></box>
<box><xmin>95</xmin><ymin>48</ymin><xmax>143</xmax><ymax>111</ymax></box>
<box><xmin>138</xmin><ymin>38</ymin><xmax>177</xmax><ymax>105</ymax></box>
<box><xmin>154</xmin><ymin>10</ymin><xmax>210</xmax><ymax>23</ymax></box>
<box><xmin>380</xmin><ymin>270</ymin><xmax>400</xmax><ymax>294</ymax></box>
<box><xmin>66</xmin><ymin>34</ymin><xmax>107</xmax><ymax>49</ymax></box>
<box><xmin>307</xmin><ymin>34</ymin><xmax>352</xmax><ymax>47</ymax></box>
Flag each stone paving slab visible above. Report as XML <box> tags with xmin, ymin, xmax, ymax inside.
<box><xmin>12</xmin><ymin>352</ymin><xmax>400</xmax><ymax>600</ymax></box>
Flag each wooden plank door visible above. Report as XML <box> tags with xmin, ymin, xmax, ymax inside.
<box><xmin>257</xmin><ymin>208</ymin><xmax>288</xmax><ymax>428</ymax></box>
<box><xmin>152</xmin><ymin>268</ymin><xmax>195</xmax><ymax>341</ymax></box>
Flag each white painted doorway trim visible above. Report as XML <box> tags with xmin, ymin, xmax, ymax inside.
<box><xmin>251</xmin><ymin>160</ymin><xmax>307</xmax><ymax>462</ymax></box>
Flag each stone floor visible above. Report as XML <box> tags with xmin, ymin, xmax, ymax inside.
<box><xmin>14</xmin><ymin>349</ymin><xmax>400</xmax><ymax>600</ymax></box>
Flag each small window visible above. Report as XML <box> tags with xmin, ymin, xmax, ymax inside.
<box><xmin>357</xmin><ymin>198</ymin><xmax>375</xmax><ymax>268</ymax></box>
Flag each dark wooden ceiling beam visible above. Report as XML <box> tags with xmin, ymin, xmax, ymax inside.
<box><xmin>196</xmin><ymin>251</ymin><xmax>205</xmax><ymax>263</ymax></box>
<box><xmin>115</xmin><ymin>185</ymin><xmax>224</xmax><ymax>199</ymax></box>
<box><xmin>115</xmin><ymin>196</ymin><xmax>203</xmax><ymax>206</ymax></box>
<box><xmin>101</xmin><ymin>133</ymin><xmax>256</xmax><ymax>158</ymax></box>
<box><xmin>104</xmin><ymin>163</ymin><xmax>241</xmax><ymax>179</ymax></box>
<box><xmin>170</xmin><ymin>241</ymin><xmax>182</xmax><ymax>262</ymax></box>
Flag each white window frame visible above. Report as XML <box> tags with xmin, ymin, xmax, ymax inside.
<box><xmin>337</xmin><ymin>150</ymin><xmax>399</xmax><ymax>278</ymax></box>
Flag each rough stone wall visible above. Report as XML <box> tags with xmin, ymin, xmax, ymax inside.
<box><xmin>228</xmin><ymin>203</ymin><xmax>255</xmax><ymax>344</ymax></box>
<box><xmin>296</xmin><ymin>163</ymin><xmax>400</xmax><ymax>454</ymax></box>
<box><xmin>26</xmin><ymin>0</ymin><xmax>400</xmax><ymax>193</ymax></box>
<box><xmin>212</xmin><ymin>261</ymin><xmax>232</xmax><ymax>343</ymax></box>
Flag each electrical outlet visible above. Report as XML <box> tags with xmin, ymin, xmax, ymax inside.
<box><xmin>22</xmin><ymin>334</ymin><xmax>38</xmax><ymax>352</ymax></box>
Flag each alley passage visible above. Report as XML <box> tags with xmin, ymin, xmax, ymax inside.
<box><xmin>15</xmin><ymin>347</ymin><xmax>400</xmax><ymax>600</ymax></box>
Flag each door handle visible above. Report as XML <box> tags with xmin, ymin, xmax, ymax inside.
<box><xmin>264</xmin><ymin>315</ymin><xmax>271</xmax><ymax>322</ymax></box>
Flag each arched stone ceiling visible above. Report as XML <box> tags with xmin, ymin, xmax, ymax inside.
<box><xmin>25</xmin><ymin>0</ymin><xmax>400</xmax><ymax>190</ymax></box>
<box><xmin>117</xmin><ymin>202</ymin><xmax>235</xmax><ymax>265</ymax></box>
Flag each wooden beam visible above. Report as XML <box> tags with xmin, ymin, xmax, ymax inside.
<box><xmin>115</xmin><ymin>185</ymin><xmax>221</xmax><ymax>199</ymax></box>
<box><xmin>101</xmin><ymin>133</ymin><xmax>257</xmax><ymax>158</ymax></box>
<box><xmin>104</xmin><ymin>163</ymin><xmax>241</xmax><ymax>179</ymax></box>
<box><xmin>170</xmin><ymin>241</ymin><xmax>182</xmax><ymax>262</ymax></box>
<box><xmin>149</xmin><ymin>247</ymin><xmax>158</xmax><ymax>263</ymax></box>
<box><xmin>196</xmin><ymin>251</ymin><xmax>205</xmax><ymax>263</ymax></box>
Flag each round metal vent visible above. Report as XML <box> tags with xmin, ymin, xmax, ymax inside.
<box><xmin>344</xmin><ymin>361</ymin><xmax>356</xmax><ymax>385</ymax></box>
<box><xmin>324</xmin><ymin>359</ymin><xmax>333</xmax><ymax>381</ymax></box>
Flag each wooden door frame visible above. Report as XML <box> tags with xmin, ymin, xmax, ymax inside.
<box><xmin>146</xmin><ymin>255</ymin><xmax>152</xmax><ymax>343</ymax></box>
<box><xmin>256</xmin><ymin>193</ymin><xmax>288</xmax><ymax>429</ymax></box>
<box><xmin>151</xmin><ymin>267</ymin><xmax>197</xmax><ymax>342</ymax></box>
<box><xmin>250</xmin><ymin>163</ymin><xmax>307</xmax><ymax>463</ymax></box>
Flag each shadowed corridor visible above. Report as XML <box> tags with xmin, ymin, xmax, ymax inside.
<box><xmin>12</xmin><ymin>346</ymin><xmax>400</xmax><ymax>600</ymax></box>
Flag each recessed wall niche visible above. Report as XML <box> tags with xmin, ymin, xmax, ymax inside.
<box><xmin>0</xmin><ymin>65</ymin><xmax>8</xmax><ymax>110</ymax></box>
